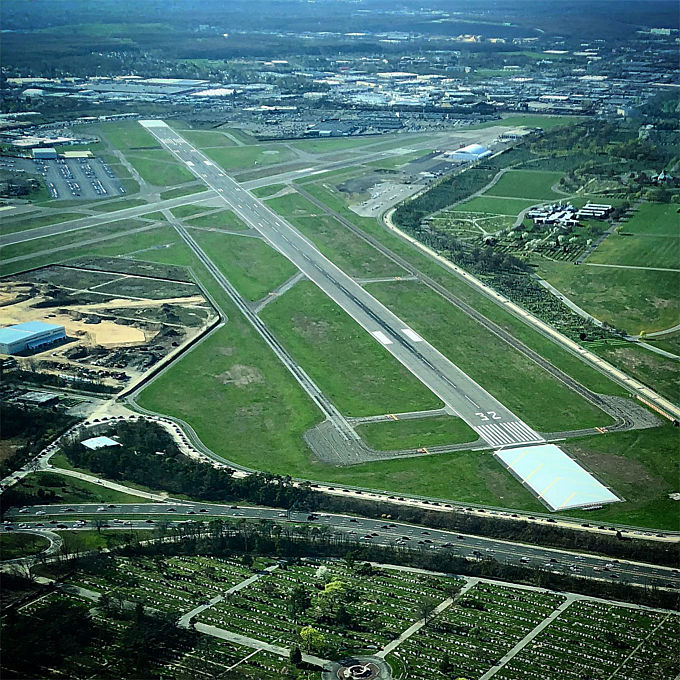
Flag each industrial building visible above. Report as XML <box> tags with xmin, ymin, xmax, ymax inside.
<box><xmin>0</xmin><ymin>321</ymin><xmax>65</xmax><ymax>355</ymax></box>
<box><xmin>32</xmin><ymin>147</ymin><xmax>57</xmax><ymax>159</ymax></box>
<box><xmin>447</xmin><ymin>143</ymin><xmax>492</xmax><ymax>161</ymax></box>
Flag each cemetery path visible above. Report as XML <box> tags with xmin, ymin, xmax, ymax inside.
<box><xmin>477</xmin><ymin>595</ymin><xmax>578</xmax><ymax>680</ymax></box>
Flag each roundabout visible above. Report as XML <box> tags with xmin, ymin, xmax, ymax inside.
<box><xmin>322</xmin><ymin>656</ymin><xmax>392</xmax><ymax>680</ymax></box>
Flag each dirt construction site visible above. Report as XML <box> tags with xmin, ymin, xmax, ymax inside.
<box><xmin>1</xmin><ymin>261</ymin><xmax>218</xmax><ymax>393</ymax></box>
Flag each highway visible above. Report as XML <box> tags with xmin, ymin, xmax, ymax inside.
<box><xmin>5</xmin><ymin>502</ymin><xmax>679</xmax><ymax>591</ymax></box>
<box><xmin>139</xmin><ymin>120</ymin><xmax>543</xmax><ymax>450</ymax></box>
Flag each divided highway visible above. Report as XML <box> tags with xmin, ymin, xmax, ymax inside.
<box><xmin>6</xmin><ymin>502</ymin><xmax>679</xmax><ymax>591</ymax></box>
<box><xmin>139</xmin><ymin>120</ymin><xmax>542</xmax><ymax>450</ymax></box>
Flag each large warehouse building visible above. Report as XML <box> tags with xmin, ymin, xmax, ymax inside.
<box><xmin>0</xmin><ymin>321</ymin><xmax>65</xmax><ymax>355</ymax></box>
<box><xmin>447</xmin><ymin>143</ymin><xmax>492</xmax><ymax>162</ymax></box>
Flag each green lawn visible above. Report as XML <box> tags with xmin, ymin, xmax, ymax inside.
<box><xmin>562</xmin><ymin>424</ymin><xmax>680</xmax><ymax>530</ymax></box>
<box><xmin>91</xmin><ymin>198</ymin><xmax>148</xmax><ymax>213</ymax></box>
<box><xmin>191</xmin><ymin>229</ymin><xmax>298</xmax><ymax>301</ymax></box>
<box><xmin>1</xmin><ymin>224</ymin><xmax>180</xmax><ymax>277</ymax></box>
<box><xmin>0</xmin><ymin>533</ymin><xmax>50</xmax><ymax>560</ymax></box>
<box><xmin>261</xmin><ymin>281</ymin><xmax>443</xmax><ymax>417</ymax></box>
<box><xmin>203</xmin><ymin>145</ymin><xmax>295</xmax><ymax>171</ymax></box>
<box><xmin>175</xmin><ymin>129</ymin><xmax>237</xmax><ymax>149</ymax></box>
<box><xmin>289</xmin><ymin>136</ymin><xmax>387</xmax><ymax>154</ymax></box>
<box><xmin>452</xmin><ymin>195</ymin><xmax>539</xmax><ymax>215</ymax></box>
<box><xmin>485</xmin><ymin>170</ymin><xmax>564</xmax><ymax>200</ymax></box>
<box><xmin>620</xmin><ymin>202</ymin><xmax>679</xmax><ymax>236</ymax></box>
<box><xmin>268</xmin><ymin>192</ymin><xmax>406</xmax><ymax>278</ymax></box>
<box><xmin>589</xmin><ymin>233</ymin><xmax>679</xmax><ymax>269</ymax></box>
<box><xmin>285</xmin><ymin>179</ymin><xmax>628</xmax><ymax>400</ymax></box>
<box><xmin>185</xmin><ymin>209</ymin><xmax>249</xmax><ymax>231</ymax></box>
<box><xmin>591</xmin><ymin>342</ymin><xmax>679</xmax><ymax>404</ymax></box>
<box><xmin>252</xmin><ymin>184</ymin><xmax>288</xmax><ymax>198</ymax></box>
<box><xmin>125</xmin><ymin>150</ymin><xmax>195</xmax><ymax>186</ymax></box>
<box><xmin>537</xmin><ymin>258</ymin><xmax>679</xmax><ymax>335</ymax></box>
<box><xmin>1</xmin><ymin>212</ymin><xmax>83</xmax><ymax>235</ymax></box>
<box><xmin>365</xmin><ymin>280</ymin><xmax>613</xmax><ymax>432</ymax></box>
<box><xmin>159</xmin><ymin>185</ymin><xmax>206</xmax><ymax>200</ymax></box>
<box><xmin>357</xmin><ymin>415</ymin><xmax>477</xmax><ymax>451</ymax></box>
<box><xmin>170</xmin><ymin>204</ymin><xmax>208</xmax><ymax>219</ymax></box>
<box><xmin>101</xmin><ymin>120</ymin><xmax>161</xmax><ymax>150</ymax></box>
<box><xmin>0</xmin><ymin>218</ymin><xmax>152</xmax><ymax>263</ymax></box>
<box><xmin>137</xmin><ymin>305</ymin><xmax>323</xmax><ymax>477</ymax></box>
<box><xmin>17</xmin><ymin>472</ymin><xmax>145</xmax><ymax>505</ymax></box>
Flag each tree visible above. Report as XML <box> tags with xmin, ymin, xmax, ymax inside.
<box><xmin>288</xmin><ymin>585</ymin><xmax>310</xmax><ymax>623</ymax></box>
<box><xmin>440</xmin><ymin>651</ymin><xmax>453</xmax><ymax>673</ymax></box>
<box><xmin>417</xmin><ymin>597</ymin><xmax>439</xmax><ymax>625</ymax></box>
<box><xmin>289</xmin><ymin>645</ymin><xmax>302</xmax><ymax>666</ymax></box>
<box><xmin>299</xmin><ymin>626</ymin><xmax>325</xmax><ymax>654</ymax></box>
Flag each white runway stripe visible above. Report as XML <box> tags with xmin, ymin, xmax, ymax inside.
<box><xmin>371</xmin><ymin>330</ymin><xmax>392</xmax><ymax>345</ymax></box>
<box><xmin>401</xmin><ymin>327</ymin><xmax>424</xmax><ymax>342</ymax></box>
<box><xmin>476</xmin><ymin>421</ymin><xmax>544</xmax><ymax>448</ymax></box>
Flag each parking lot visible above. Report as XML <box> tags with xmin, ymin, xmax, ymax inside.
<box><xmin>0</xmin><ymin>156</ymin><xmax>125</xmax><ymax>201</ymax></box>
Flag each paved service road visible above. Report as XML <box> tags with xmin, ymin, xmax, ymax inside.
<box><xmin>139</xmin><ymin>120</ymin><xmax>542</xmax><ymax>450</ymax></box>
<box><xmin>5</xmin><ymin>502</ymin><xmax>679</xmax><ymax>591</ymax></box>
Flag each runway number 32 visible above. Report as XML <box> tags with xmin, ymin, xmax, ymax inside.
<box><xmin>476</xmin><ymin>411</ymin><xmax>501</xmax><ymax>421</ymax></box>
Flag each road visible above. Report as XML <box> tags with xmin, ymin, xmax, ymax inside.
<box><xmin>5</xmin><ymin>501</ymin><xmax>679</xmax><ymax>591</ymax></box>
<box><xmin>384</xmin><ymin>210</ymin><xmax>680</xmax><ymax>422</ymax></box>
<box><xmin>139</xmin><ymin>120</ymin><xmax>542</xmax><ymax>450</ymax></box>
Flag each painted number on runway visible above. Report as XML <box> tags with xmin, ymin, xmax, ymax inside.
<box><xmin>476</xmin><ymin>411</ymin><xmax>501</xmax><ymax>421</ymax></box>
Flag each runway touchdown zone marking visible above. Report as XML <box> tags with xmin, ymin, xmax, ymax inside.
<box><xmin>372</xmin><ymin>330</ymin><xmax>393</xmax><ymax>345</ymax></box>
<box><xmin>402</xmin><ymin>327</ymin><xmax>424</xmax><ymax>342</ymax></box>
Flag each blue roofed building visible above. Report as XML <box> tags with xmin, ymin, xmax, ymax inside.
<box><xmin>0</xmin><ymin>321</ymin><xmax>66</xmax><ymax>355</ymax></box>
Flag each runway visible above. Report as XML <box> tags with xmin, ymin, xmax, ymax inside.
<box><xmin>140</xmin><ymin>120</ymin><xmax>544</xmax><ymax>450</ymax></box>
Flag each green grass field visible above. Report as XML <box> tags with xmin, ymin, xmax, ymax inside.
<box><xmin>19</xmin><ymin>472</ymin><xmax>144</xmax><ymax>505</ymax></box>
<box><xmin>1</xmin><ymin>212</ymin><xmax>83</xmax><ymax>235</ymax></box>
<box><xmin>125</xmin><ymin>150</ymin><xmax>195</xmax><ymax>186</ymax></box>
<box><xmin>159</xmin><ymin>185</ymin><xmax>206</xmax><ymax>200</ymax></box>
<box><xmin>357</xmin><ymin>415</ymin><xmax>477</xmax><ymax>451</ymax></box>
<box><xmin>185</xmin><ymin>209</ymin><xmax>249</xmax><ymax>231</ymax></box>
<box><xmin>203</xmin><ymin>145</ymin><xmax>295</xmax><ymax>171</ymax></box>
<box><xmin>1</xmin><ymin>224</ymin><xmax>179</xmax><ymax>277</ymax></box>
<box><xmin>591</xmin><ymin>342</ymin><xmax>679</xmax><ymax>404</ymax></box>
<box><xmin>365</xmin><ymin>280</ymin><xmax>613</xmax><ymax>432</ymax></box>
<box><xmin>537</xmin><ymin>258</ymin><xmax>679</xmax><ymax>334</ymax></box>
<box><xmin>288</xmin><ymin>135</ymin><xmax>388</xmax><ymax>154</ymax></box>
<box><xmin>91</xmin><ymin>198</ymin><xmax>148</xmax><ymax>213</ymax></box>
<box><xmin>268</xmin><ymin>192</ymin><xmax>406</xmax><ymax>278</ymax></box>
<box><xmin>174</xmin><ymin>129</ymin><xmax>237</xmax><ymax>149</ymax></box>
<box><xmin>170</xmin><ymin>204</ymin><xmax>208</xmax><ymax>219</ymax></box>
<box><xmin>261</xmin><ymin>281</ymin><xmax>443</xmax><ymax>417</ymax></box>
<box><xmin>589</xmin><ymin>233</ymin><xmax>679</xmax><ymax>269</ymax></box>
<box><xmin>563</xmin><ymin>424</ymin><xmax>679</xmax><ymax>529</ymax></box>
<box><xmin>485</xmin><ymin>170</ymin><xmax>564</xmax><ymax>200</ymax></box>
<box><xmin>190</xmin><ymin>230</ymin><xmax>298</xmax><ymax>301</ymax></box>
<box><xmin>0</xmin><ymin>218</ymin><xmax>152</xmax><ymax>263</ymax></box>
<box><xmin>452</xmin><ymin>195</ymin><xmax>539</xmax><ymax>215</ymax></box>
<box><xmin>251</xmin><ymin>183</ymin><xmax>287</xmax><ymax>198</ymax></box>
<box><xmin>101</xmin><ymin>120</ymin><xmax>161</xmax><ymax>150</ymax></box>
<box><xmin>620</xmin><ymin>202</ymin><xmax>679</xmax><ymax>236</ymax></box>
<box><xmin>0</xmin><ymin>533</ymin><xmax>50</xmax><ymax>560</ymax></box>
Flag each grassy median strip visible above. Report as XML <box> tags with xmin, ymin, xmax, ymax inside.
<box><xmin>189</xmin><ymin>229</ymin><xmax>298</xmax><ymax>301</ymax></box>
<box><xmin>365</xmin><ymin>280</ymin><xmax>613</xmax><ymax>432</ymax></box>
<box><xmin>356</xmin><ymin>415</ymin><xmax>477</xmax><ymax>451</ymax></box>
<box><xmin>261</xmin><ymin>281</ymin><xmax>443</xmax><ymax>417</ymax></box>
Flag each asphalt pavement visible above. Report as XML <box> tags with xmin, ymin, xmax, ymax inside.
<box><xmin>5</xmin><ymin>501</ymin><xmax>679</xmax><ymax>591</ymax></box>
<box><xmin>139</xmin><ymin>120</ymin><xmax>544</xmax><ymax>451</ymax></box>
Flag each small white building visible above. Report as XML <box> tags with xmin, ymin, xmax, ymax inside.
<box><xmin>81</xmin><ymin>436</ymin><xmax>122</xmax><ymax>451</ymax></box>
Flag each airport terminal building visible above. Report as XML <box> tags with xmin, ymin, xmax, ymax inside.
<box><xmin>0</xmin><ymin>321</ymin><xmax>66</xmax><ymax>355</ymax></box>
